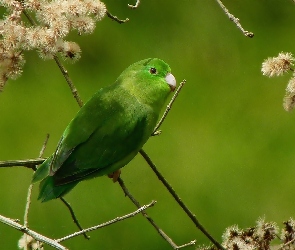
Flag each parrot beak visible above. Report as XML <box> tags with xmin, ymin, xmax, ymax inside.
<box><xmin>165</xmin><ymin>73</ymin><xmax>176</xmax><ymax>92</ymax></box>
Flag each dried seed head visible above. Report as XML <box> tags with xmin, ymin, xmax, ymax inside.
<box><xmin>0</xmin><ymin>0</ymin><xmax>107</xmax><ymax>90</ymax></box>
<box><xmin>18</xmin><ymin>234</ymin><xmax>44</xmax><ymax>250</ymax></box>
<box><xmin>281</xmin><ymin>218</ymin><xmax>295</xmax><ymax>244</ymax></box>
<box><xmin>70</xmin><ymin>16</ymin><xmax>95</xmax><ymax>34</ymax></box>
<box><xmin>59</xmin><ymin>41</ymin><xmax>81</xmax><ymax>62</ymax></box>
<box><xmin>262</xmin><ymin>52</ymin><xmax>294</xmax><ymax>77</ymax></box>
<box><xmin>286</xmin><ymin>77</ymin><xmax>295</xmax><ymax>93</ymax></box>
<box><xmin>255</xmin><ymin>217</ymin><xmax>278</xmax><ymax>243</ymax></box>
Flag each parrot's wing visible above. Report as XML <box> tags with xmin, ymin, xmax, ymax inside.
<box><xmin>49</xmin><ymin>87</ymin><xmax>122</xmax><ymax>173</ymax></box>
<box><xmin>32</xmin><ymin>107</ymin><xmax>99</xmax><ymax>184</ymax></box>
<box><xmin>53</xmin><ymin>107</ymin><xmax>154</xmax><ymax>185</ymax></box>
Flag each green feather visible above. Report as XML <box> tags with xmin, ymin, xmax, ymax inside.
<box><xmin>32</xmin><ymin>156</ymin><xmax>51</xmax><ymax>183</ymax></box>
<box><xmin>38</xmin><ymin>176</ymin><xmax>78</xmax><ymax>202</ymax></box>
<box><xmin>32</xmin><ymin>58</ymin><xmax>175</xmax><ymax>202</ymax></box>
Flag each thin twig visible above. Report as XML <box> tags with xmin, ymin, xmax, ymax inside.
<box><xmin>128</xmin><ymin>0</ymin><xmax>140</xmax><ymax>9</ymax></box>
<box><xmin>23</xmin><ymin>134</ymin><xmax>49</xmax><ymax>249</ymax></box>
<box><xmin>59</xmin><ymin>197</ymin><xmax>90</xmax><ymax>240</ymax></box>
<box><xmin>22</xmin><ymin>9</ymin><xmax>84</xmax><ymax>108</ymax></box>
<box><xmin>39</xmin><ymin>134</ymin><xmax>50</xmax><ymax>158</ymax></box>
<box><xmin>215</xmin><ymin>0</ymin><xmax>254</xmax><ymax>38</ymax></box>
<box><xmin>0</xmin><ymin>214</ymin><xmax>68</xmax><ymax>250</ymax></box>
<box><xmin>139</xmin><ymin>149</ymin><xmax>225</xmax><ymax>250</ymax></box>
<box><xmin>23</xmin><ymin>182</ymin><xmax>33</xmax><ymax>250</ymax></box>
<box><xmin>177</xmin><ymin>240</ymin><xmax>197</xmax><ymax>249</ymax></box>
<box><xmin>53</xmin><ymin>55</ymin><xmax>84</xmax><ymax>108</ymax></box>
<box><xmin>24</xmin><ymin>135</ymin><xmax>50</xmax><ymax>227</ymax></box>
<box><xmin>153</xmin><ymin>79</ymin><xmax>186</xmax><ymax>135</ymax></box>
<box><xmin>0</xmin><ymin>158</ymin><xmax>45</xmax><ymax>169</ymax></box>
<box><xmin>106</xmin><ymin>11</ymin><xmax>129</xmax><ymax>24</ymax></box>
<box><xmin>117</xmin><ymin>177</ymin><xmax>196</xmax><ymax>249</ymax></box>
<box><xmin>56</xmin><ymin>201</ymin><xmax>156</xmax><ymax>242</ymax></box>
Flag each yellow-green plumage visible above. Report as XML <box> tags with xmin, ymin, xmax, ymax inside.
<box><xmin>32</xmin><ymin>58</ymin><xmax>176</xmax><ymax>202</ymax></box>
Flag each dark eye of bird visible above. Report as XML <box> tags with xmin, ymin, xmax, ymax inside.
<box><xmin>149</xmin><ymin>67</ymin><xmax>157</xmax><ymax>74</ymax></box>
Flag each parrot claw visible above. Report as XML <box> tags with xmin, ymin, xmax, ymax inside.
<box><xmin>108</xmin><ymin>169</ymin><xmax>121</xmax><ymax>182</ymax></box>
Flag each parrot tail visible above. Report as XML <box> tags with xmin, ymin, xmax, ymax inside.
<box><xmin>38</xmin><ymin>176</ymin><xmax>78</xmax><ymax>202</ymax></box>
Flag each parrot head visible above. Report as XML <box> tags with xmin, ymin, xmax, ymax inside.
<box><xmin>118</xmin><ymin>58</ymin><xmax>177</xmax><ymax>110</ymax></box>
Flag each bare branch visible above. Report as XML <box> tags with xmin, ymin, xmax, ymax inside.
<box><xmin>153</xmin><ymin>79</ymin><xmax>186</xmax><ymax>135</ymax></box>
<box><xmin>139</xmin><ymin>149</ymin><xmax>225</xmax><ymax>250</ymax></box>
<box><xmin>106</xmin><ymin>11</ymin><xmax>129</xmax><ymax>24</ymax></box>
<box><xmin>38</xmin><ymin>134</ymin><xmax>50</xmax><ymax>158</ymax></box>
<box><xmin>0</xmin><ymin>158</ymin><xmax>45</xmax><ymax>169</ymax></box>
<box><xmin>59</xmin><ymin>197</ymin><xmax>90</xmax><ymax>240</ymax></box>
<box><xmin>0</xmin><ymin>214</ymin><xmax>68</xmax><ymax>250</ymax></box>
<box><xmin>22</xmin><ymin>9</ymin><xmax>84</xmax><ymax>108</ymax></box>
<box><xmin>26</xmin><ymin>135</ymin><xmax>49</xmax><ymax>219</ymax></box>
<box><xmin>177</xmin><ymin>240</ymin><xmax>197</xmax><ymax>249</ymax></box>
<box><xmin>117</xmin><ymin>177</ymin><xmax>196</xmax><ymax>249</ymax></box>
<box><xmin>53</xmin><ymin>55</ymin><xmax>84</xmax><ymax>108</ymax></box>
<box><xmin>23</xmin><ymin>134</ymin><xmax>49</xmax><ymax>249</ymax></box>
<box><xmin>56</xmin><ymin>200</ymin><xmax>156</xmax><ymax>242</ymax></box>
<box><xmin>215</xmin><ymin>0</ymin><xmax>254</xmax><ymax>38</ymax></box>
<box><xmin>1</xmin><ymin>201</ymin><xmax>157</xmax><ymax>249</ymax></box>
<box><xmin>128</xmin><ymin>0</ymin><xmax>140</xmax><ymax>9</ymax></box>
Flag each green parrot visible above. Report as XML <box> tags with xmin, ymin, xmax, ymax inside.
<box><xmin>32</xmin><ymin>58</ymin><xmax>176</xmax><ymax>202</ymax></box>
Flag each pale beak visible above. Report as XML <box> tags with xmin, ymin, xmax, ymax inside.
<box><xmin>165</xmin><ymin>73</ymin><xmax>176</xmax><ymax>91</ymax></box>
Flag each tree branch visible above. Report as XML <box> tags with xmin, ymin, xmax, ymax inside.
<box><xmin>53</xmin><ymin>55</ymin><xmax>84</xmax><ymax>108</ymax></box>
<box><xmin>177</xmin><ymin>240</ymin><xmax>197</xmax><ymax>249</ymax></box>
<box><xmin>215</xmin><ymin>0</ymin><xmax>254</xmax><ymax>38</ymax></box>
<box><xmin>0</xmin><ymin>158</ymin><xmax>45</xmax><ymax>169</ymax></box>
<box><xmin>128</xmin><ymin>0</ymin><xmax>140</xmax><ymax>9</ymax></box>
<box><xmin>0</xmin><ymin>202</ymin><xmax>156</xmax><ymax>249</ymax></box>
<box><xmin>56</xmin><ymin>201</ymin><xmax>156</xmax><ymax>242</ymax></box>
<box><xmin>106</xmin><ymin>11</ymin><xmax>129</xmax><ymax>24</ymax></box>
<box><xmin>23</xmin><ymin>134</ymin><xmax>50</xmax><ymax>249</ymax></box>
<box><xmin>139</xmin><ymin>149</ymin><xmax>224</xmax><ymax>250</ymax></box>
<box><xmin>117</xmin><ymin>177</ymin><xmax>196</xmax><ymax>249</ymax></box>
<box><xmin>0</xmin><ymin>214</ymin><xmax>68</xmax><ymax>250</ymax></box>
<box><xmin>153</xmin><ymin>79</ymin><xmax>186</xmax><ymax>135</ymax></box>
<box><xmin>59</xmin><ymin>197</ymin><xmax>90</xmax><ymax>240</ymax></box>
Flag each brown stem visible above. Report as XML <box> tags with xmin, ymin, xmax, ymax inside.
<box><xmin>139</xmin><ymin>149</ymin><xmax>225</xmax><ymax>250</ymax></box>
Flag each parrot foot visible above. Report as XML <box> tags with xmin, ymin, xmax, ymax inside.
<box><xmin>108</xmin><ymin>169</ymin><xmax>121</xmax><ymax>182</ymax></box>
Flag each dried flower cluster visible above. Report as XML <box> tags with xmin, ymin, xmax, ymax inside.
<box><xmin>0</xmin><ymin>0</ymin><xmax>107</xmax><ymax>90</ymax></box>
<box><xmin>261</xmin><ymin>52</ymin><xmax>295</xmax><ymax>111</ymax></box>
<box><xmin>281</xmin><ymin>218</ymin><xmax>295</xmax><ymax>247</ymax></box>
<box><xmin>197</xmin><ymin>218</ymin><xmax>295</xmax><ymax>250</ymax></box>
<box><xmin>18</xmin><ymin>234</ymin><xmax>44</xmax><ymax>250</ymax></box>
<box><xmin>261</xmin><ymin>52</ymin><xmax>294</xmax><ymax>77</ymax></box>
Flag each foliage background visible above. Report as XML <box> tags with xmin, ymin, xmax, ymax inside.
<box><xmin>1</xmin><ymin>0</ymin><xmax>295</xmax><ymax>249</ymax></box>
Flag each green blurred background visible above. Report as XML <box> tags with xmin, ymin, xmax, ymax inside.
<box><xmin>1</xmin><ymin>0</ymin><xmax>295</xmax><ymax>249</ymax></box>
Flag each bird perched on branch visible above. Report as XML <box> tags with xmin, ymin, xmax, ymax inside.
<box><xmin>32</xmin><ymin>58</ymin><xmax>176</xmax><ymax>202</ymax></box>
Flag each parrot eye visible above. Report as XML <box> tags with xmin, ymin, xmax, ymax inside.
<box><xmin>149</xmin><ymin>67</ymin><xmax>157</xmax><ymax>74</ymax></box>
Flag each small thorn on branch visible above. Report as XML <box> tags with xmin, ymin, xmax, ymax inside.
<box><xmin>106</xmin><ymin>11</ymin><xmax>129</xmax><ymax>24</ymax></box>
